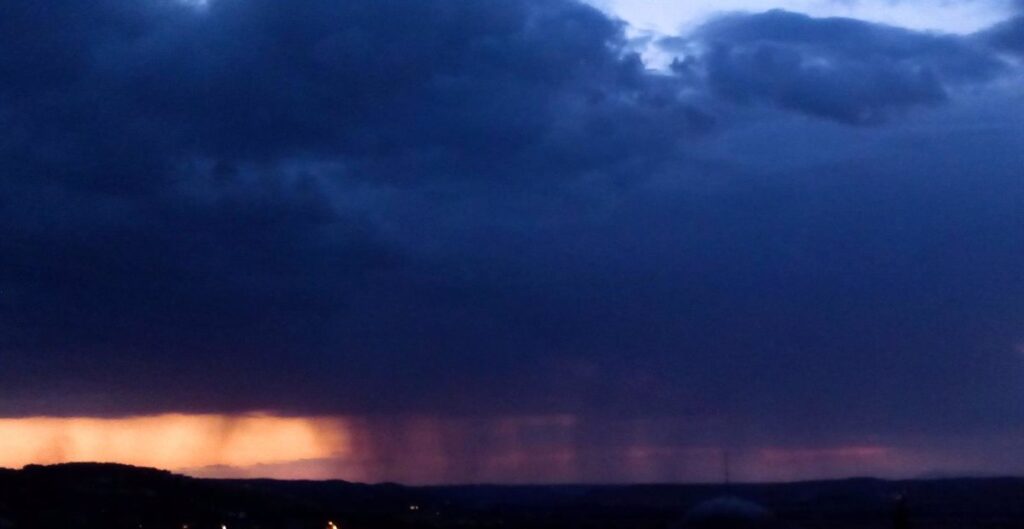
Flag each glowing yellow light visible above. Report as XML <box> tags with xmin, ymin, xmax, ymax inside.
<box><xmin>0</xmin><ymin>414</ymin><xmax>351</xmax><ymax>472</ymax></box>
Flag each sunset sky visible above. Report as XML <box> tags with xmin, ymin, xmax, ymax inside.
<box><xmin>2</xmin><ymin>0</ymin><xmax>1024</xmax><ymax>483</ymax></box>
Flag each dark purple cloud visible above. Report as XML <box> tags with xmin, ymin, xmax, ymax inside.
<box><xmin>1</xmin><ymin>0</ymin><xmax>1023</xmax><ymax>480</ymax></box>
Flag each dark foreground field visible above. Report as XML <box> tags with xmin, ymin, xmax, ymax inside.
<box><xmin>0</xmin><ymin>463</ymin><xmax>1022</xmax><ymax>528</ymax></box>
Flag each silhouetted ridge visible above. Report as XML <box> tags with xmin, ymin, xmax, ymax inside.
<box><xmin>0</xmin><ymin>465</ymin><xmax>1023</xmax><ymax>528</ymax></box>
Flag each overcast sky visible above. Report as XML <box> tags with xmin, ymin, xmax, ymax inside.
<box><xmin>1</xmin><ymin>0</ymin><xmax>1024</xmax><ymax>483</ymax></box>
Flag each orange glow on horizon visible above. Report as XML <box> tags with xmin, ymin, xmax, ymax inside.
<box><xmin>0</xmin><ymin>413</ymin><xmax>960</xmax><ymax>483</ymax></box>
<box><xmin>0</xmin><ymin>414</ymin><xmax>350</xmax><ymax>472</ymax></box>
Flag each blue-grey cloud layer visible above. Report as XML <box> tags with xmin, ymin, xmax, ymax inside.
<box><xmin>1</xmin><ymin>0</ymin><xmax>1023</xmax><ymax>459</ymax></box>
<box><xmin>667</xmin><ymin>9</ymin><xmax>1006</xmax><ymax>124</ymax></box>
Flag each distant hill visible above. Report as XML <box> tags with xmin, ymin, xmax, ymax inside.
<box><xmin>0</xmin><ymin>463</ymin><xmax>1022</xmax><ymax>528</ymax></box>
<box><xmin>0</xmin><ymin>463</ymin><xmax>420</xmax><ymax>529</ymax></box>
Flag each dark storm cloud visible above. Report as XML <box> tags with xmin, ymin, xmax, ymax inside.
<box><xmin>665</xmin><ymin>9</ymin><xmax>1006</xmax><ymax>124</ymax></box>
<box><xmin>1</xmin><ymin>0</ymin><xmax>1024</xmax><ymax>469</ymax></box>
<box><xmin>0</xmin><ymin>0</ymin><xmax>708</xmax><ymax>415</ymax></box>
<box><xmin>981</xmin><ymin>14</ymin><xmax>1024</xmax><ymax>54</ymax></box>
<box><xmin>0</xmin><ymin>0</ymin><xmax>710</xmax><ymax>190</ymax></box>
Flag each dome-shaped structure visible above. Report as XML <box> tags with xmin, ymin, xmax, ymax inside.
<box><xmin>681</xmin><ymin>496</ymin><xmax>775</xmax><ymax>529</ymax></box>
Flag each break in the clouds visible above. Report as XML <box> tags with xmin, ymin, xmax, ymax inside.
<box><xmin>591</xmin><ymin>0</ymin><xmax>1017</xmax><ymax>34</ymax></box>
<box><xmin>1</xmin><ymin>0</ymin><xmax>1024</xmax><ymax>482</ymax></box>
